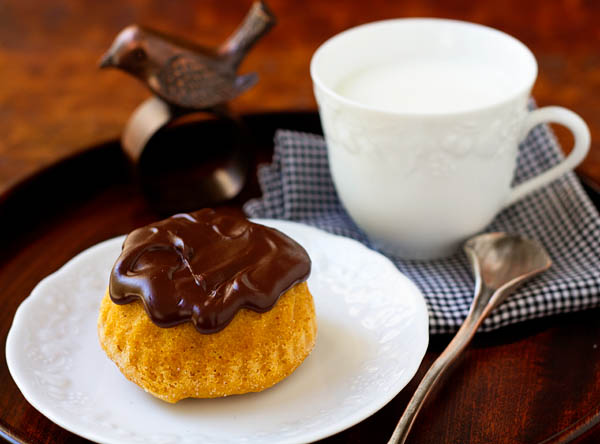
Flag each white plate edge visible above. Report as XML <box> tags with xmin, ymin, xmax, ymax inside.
<box><xmin>5</xmin><ymin>221</ymin><xmax>430</xmax><ymax>444</ymax></box>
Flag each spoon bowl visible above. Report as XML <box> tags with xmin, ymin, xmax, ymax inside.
<box><xmin>464</xmin><ymin>232</ymin><xmax>552</xmax><ymax>310</ymax></box>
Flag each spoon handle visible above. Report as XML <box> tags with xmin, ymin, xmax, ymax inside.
<box><xmin>387</xmin><ymin>287</ymin><xmax>495</xmax><ymax>444</ymax></box>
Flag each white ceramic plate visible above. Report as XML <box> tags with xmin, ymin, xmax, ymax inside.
<box><xmin>6</xmin><ymin>219</ymin><xmax>428</xmax><ymax>444</ymax></box>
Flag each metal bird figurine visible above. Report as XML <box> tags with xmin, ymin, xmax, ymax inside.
<box><xmin>99</xmin><ymin>0</ymin><xmax>276</xmax><ymax>110</ymax></box>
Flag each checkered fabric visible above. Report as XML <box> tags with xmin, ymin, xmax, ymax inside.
<box><xmin>244</xmin><ymin>118</ymin><xmax>600</xmax><ymax>334</ymax></box>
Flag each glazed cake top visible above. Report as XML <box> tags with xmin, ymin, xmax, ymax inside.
<box><xmin>109</xmin><ymin>208</ymin><xmax>311</xmax><ymax>333</ymax></box>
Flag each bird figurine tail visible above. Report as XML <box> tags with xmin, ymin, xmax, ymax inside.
<box><xmin>219</xmin><ymin>0</ymin><xmax>276</xmax><ymax>69</ymax></box>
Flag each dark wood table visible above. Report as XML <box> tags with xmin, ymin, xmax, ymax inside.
<box><xmin>1</xmin><ymin>1</ymin><xmax>599</xmax><ymax>443</ymax></box>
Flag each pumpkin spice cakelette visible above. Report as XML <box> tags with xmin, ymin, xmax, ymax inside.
<box><xmin>97</xmin><ymin>208</ymin><xmax>317</xmax><ymax>403</ymax></box>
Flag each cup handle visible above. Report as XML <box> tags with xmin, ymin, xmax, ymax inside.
<box><xmin>504</xmin><ymin>106</ymin><xmax>590</xmax><ymax>208</ymax></box>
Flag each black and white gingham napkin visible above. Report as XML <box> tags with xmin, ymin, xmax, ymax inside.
<box><xmin>244</xmin><ymin>119</ymin><xmax>600</xmax><ymax>334</ymax></box>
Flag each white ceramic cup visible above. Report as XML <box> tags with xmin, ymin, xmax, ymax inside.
<box><xmin>310</xmin><ymin>18</ymin><xmax>590</xmax><ymax>259</ymax></box>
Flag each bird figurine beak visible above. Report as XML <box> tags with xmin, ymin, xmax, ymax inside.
<box><xmin>98</xmin><ymin>52</ymin><xmax>114</xmax><ymax>69</ymax></box>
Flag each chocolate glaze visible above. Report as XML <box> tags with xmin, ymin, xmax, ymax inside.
<box><xmin>109</xmin><ymin>209</ymin><xmax>311</xmax><ymax>333</ymax></box>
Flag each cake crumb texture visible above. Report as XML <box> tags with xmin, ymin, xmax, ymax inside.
<box><xmin>98</xmin><ymin>282</ymin><xmax>317</xmax><ymax>403</ymax></box>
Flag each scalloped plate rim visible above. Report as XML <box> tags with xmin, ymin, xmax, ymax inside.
<box><xmin>6</xmin><ymin>219</ymin><xmax>429</xmax><ymax>444</ymax></box>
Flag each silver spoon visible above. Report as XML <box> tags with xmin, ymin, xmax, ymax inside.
<box><xmin>388</xmin><ymin>232</ymin><xmax>552</xmax><ymax>444</ymax></box>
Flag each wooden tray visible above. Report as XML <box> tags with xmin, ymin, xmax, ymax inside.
<box><xmin>1</xmin><ymin>112</ymin><xmax>599</xmax><ymax>444</ymax></box>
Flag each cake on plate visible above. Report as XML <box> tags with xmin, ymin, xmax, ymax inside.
<box><xmin>98</xmin><ymin>208</ymin><xmax>316</xmax><ymax>403</ymax></box>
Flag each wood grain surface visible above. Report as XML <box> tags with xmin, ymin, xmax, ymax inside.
<box><xmin>1</xmin><ymin>0</ymin><xmax>600</xmax><ymax>443</ymax></box>
<box><xmin>0</xmin><ymin>113</ymin><xmax>599</xmax><ymax>444</ymax></box>
<box><xmin>0</xmin><ymin>0</ymin><xmax>599</xmax><ymax>194</ymax></box>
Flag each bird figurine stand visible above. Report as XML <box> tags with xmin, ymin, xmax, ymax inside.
<box><xmin>99</xmin><ymin>0</ymin><xmax>276</xmax><ymax>213</ymax></box>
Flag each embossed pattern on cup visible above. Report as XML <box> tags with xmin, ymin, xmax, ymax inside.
<box><xmin>311</xmin><ymin>19</ymin><xmax>590</xmax><ymax>259</ymax></box>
